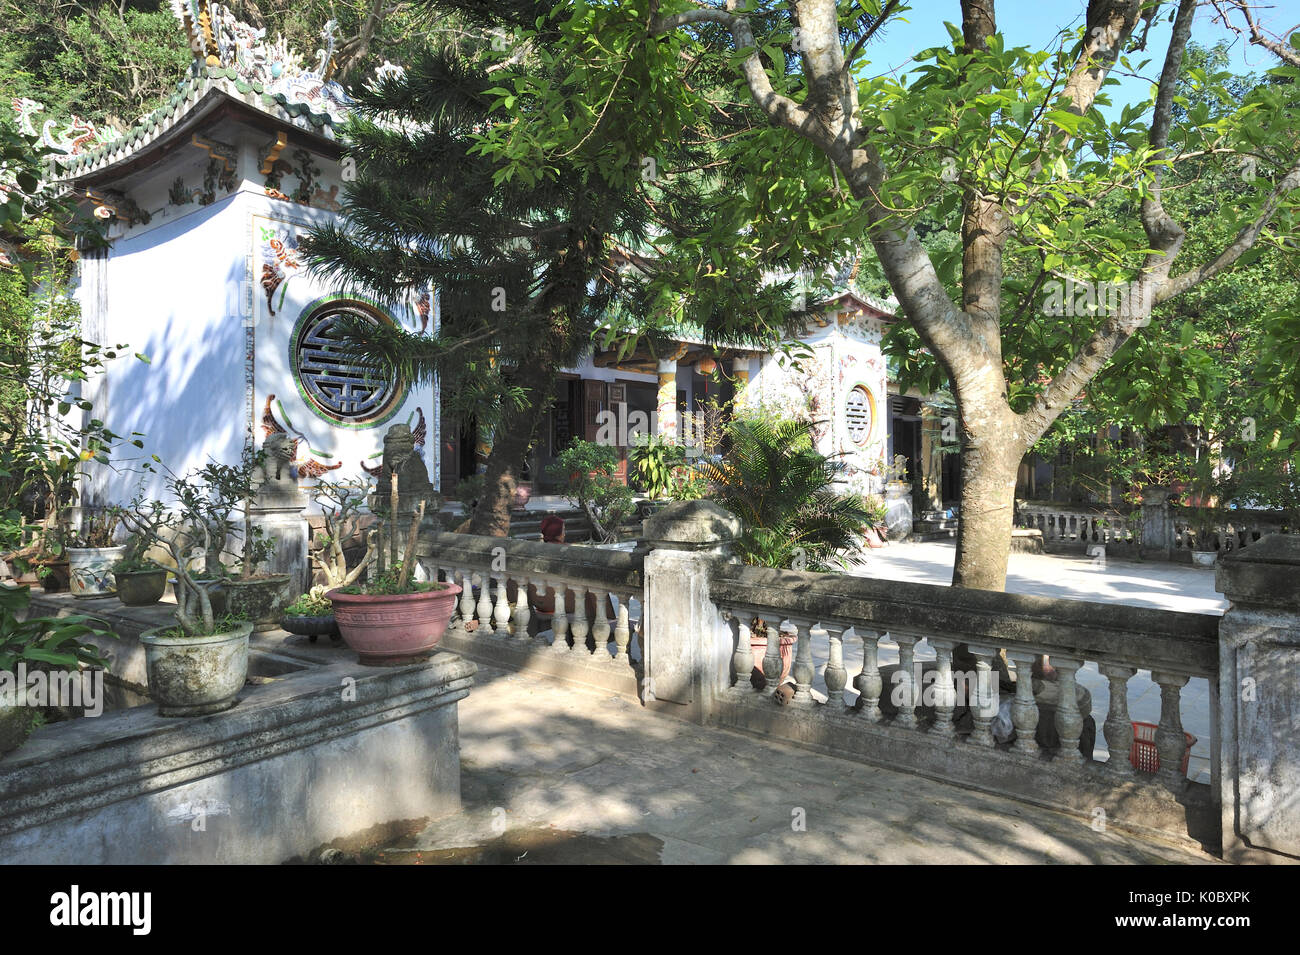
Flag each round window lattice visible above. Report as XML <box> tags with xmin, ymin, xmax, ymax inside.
<box><xmin>291</xmin><ymin>301</ymin><xmax>406</xmax><ymax>426</ymax></box>
<box><xmin>845</xmin><ymin>385</ymin><xmax>875</xmax><ymax>446</ymax></box>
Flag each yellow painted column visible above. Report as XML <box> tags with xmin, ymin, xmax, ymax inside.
<box><xmin>656</xmin><ymin>359</ymin><xmax>678</xmax><ymax>441</ymax></box>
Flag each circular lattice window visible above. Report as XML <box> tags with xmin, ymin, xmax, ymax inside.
<box><xmin>845</xmin><ymin>384</ymin><xmax>875</xmax><ymax>446</ymax></box>
<box><xmin>290</xmin><ymin>300</ymin><xmax>407</xmax><ymax>427</ymax></box>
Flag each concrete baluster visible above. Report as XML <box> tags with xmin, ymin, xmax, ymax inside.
<box><xmin>928</xmin><ymin>638</ymin><xmax>956</xmax><ymax>736</ymax></box>
<box><xmin>894</xmin><ymin>633</ymin><xmax>918</xmax><ymax>728</ymax></box>
<box><xmin>1099</xmin><ymin>664</ymin><xmax>1136</xmax><ymax>777</ymax></box>
<box><xmin>1008</xmin><ymin>651</ymin><xmax>1039</xmax><ymax>754</ymax></box>
<box><xmin>1152</xmin><ymin>670</ymin><xmax>1191</xmax><ymax>786</ymax></box>
<box><xmin>591</xmin><ymin>588</ymin><xmax>611</xmax><ymax>658</ymax></box>
<box><xmin>550</xmin><ymin>579</ymin><xmax>569</xmax><ymax>651</ymax></box>
<box><xmin>824</xmin><ymin>624</ymin><xmax>847</xmax><ymax>707</ymax></box>
<box><xmin>1054</xmin><ymin>657</ymin><xmax>1085</xmax><ymax>764</ymax></box>
<box><xmin>854</xmin><ymin>631</ymin><xmax>883</xmax><ymax>722</ymax></box>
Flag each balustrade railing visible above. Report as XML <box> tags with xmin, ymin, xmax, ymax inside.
<box><xmin>1170</xmin><ymin>508</ymin><xmax>1289</xmax><ymax>555</ymax></box>
<box><xmin>416</xmin><ymin>531</ymin><xmax>644</xmax><ymax>668</ymax></box>
<box><xmin>1016</xmin><ymin>503</ymin><xmax>1140</xmax><ymax>549</ymax></box>
<box><xmin>710</xmin><ymin>565</ymin><xmax>1218</xmax><ymax>795</ymax></box>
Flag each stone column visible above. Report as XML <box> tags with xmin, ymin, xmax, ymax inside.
<box><xmin>641</xmin><ymin>500</ymin><xmax>741</xmax><ymax>722</ymax></box>
<box><xmin>656</xmin><ymin>359</ymin><xmax>678</xmax><ymax>442</ymax></box>
<box><xmin>1217</xmin><ymin>534</ymin><xmax>1300</xmax><ymax>863</ymax></box>
<box><xmin>1141</xmin><ymin>487</ymin><xmax>1173</xmax><ymax>561</ymax></box>
<box><xmin>918</xmin><ymin>406</ymin><xmax>944</xmax><ymax>517</ymax></box>
<box><xmin>731</xmin><ymin>357</ymin><xmax>749</xmax><ymax>412</ymax></box>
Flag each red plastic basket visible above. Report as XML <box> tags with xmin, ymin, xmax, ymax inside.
<box><xmin>1129</xmin><ymin>721</ymin><xmax>1196</xmax><ymax>775</ymax></box>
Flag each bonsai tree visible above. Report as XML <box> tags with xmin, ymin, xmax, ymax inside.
<box><xmin>551</xmin><ymin>440</ymin><xmax>637</xmax><ymax>544</ymax></box>
<box><xmin>117</xmin><ymin>453</ymin><xmax>266</xmax><ymax>635</ymax></box>
<box><xmin>699</xmin><ymin>418</ymin><xmax>873</xmax><ymax>572</ymax></box>
<box><xmin>66</xmin><ymin>510</ymin><xmax>121</xmax><ymax>549</ymax></box>
<box><xmin>308</xmin><ymin>479</ymin><xmax>380</xmax><ymax>590</ymax></box>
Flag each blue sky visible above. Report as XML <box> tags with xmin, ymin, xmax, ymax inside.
<box><xmin>860</xmin><ymin>0</ymin><xmax>1300</xmax><ymax>114</ymax></box>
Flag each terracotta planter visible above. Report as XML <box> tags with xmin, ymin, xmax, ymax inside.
<box><xmin>222</xmin><ymin>575</ymin><xmax>292</xmax><ymax>632</ymax></box>
<box><xmin>864</xmin><ymin>526</ymin><xmax>887</xmax><ymax>548</ymax></box>
<box><xmin>115</xmin><ymin>569</ymin><xmax>168</xmax><ymax>606</ymax></box>
<box><xmin>68</xmin><ymin>545</ymin><xmax>128</xmax><ymax>598</ymax></box>
<box><xmin>329</xmin><ymin>583</ymin><xmax>461</xmax><ymax>666</ymax></box>
<box><xmin>140</xmin><ymin>622</ymin><xmax>252</xmax><ymax>717</ymax></box>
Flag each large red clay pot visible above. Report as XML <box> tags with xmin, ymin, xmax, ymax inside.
<box><xmin>328</xmin><ymin>583</ymin><xmax>461</xmax><ymax>666</ymax></box>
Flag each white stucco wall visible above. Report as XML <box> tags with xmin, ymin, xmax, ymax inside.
<box><xmin>746</xmin><ymin>304</ymin><xmax>890</xmax><ymax>497</ymax></box>
<box><xmin>75</xmin><ymin>135</ymin><xmax>434</xmax><ymax>509</ymax></box>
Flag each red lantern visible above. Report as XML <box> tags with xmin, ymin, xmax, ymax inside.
<box><xmin>696</xmin><ymin>356</ymin><xmax>717</xmax><ymax>375</ymax></box>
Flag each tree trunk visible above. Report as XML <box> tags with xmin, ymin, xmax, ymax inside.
<box><xmin>466</xmin><ymin>361</ymin><xmax>555</xmax><ymax>537</ymax></box>
<box><xmin>952</xmin><ymin>435</ymin><xmax>1022</xmax><ymax>591</ymax></box>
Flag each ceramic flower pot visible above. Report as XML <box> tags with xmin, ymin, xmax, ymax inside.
<box><xmin>139</xmin><ymin>622</ymin><xmax>252</xmax><ymax>717</ymax></box>
<box><xmin>68</xmin><ymin>546</ymin><xmax>127</xmax><ymax>598</ymax></box>
<box><xmin>222</xmin><ymin>575</ymin><xmax>292</xmax><ymax>632</ymax></box>
<box><xmin>115</xmin><ymin>569</ymin><xmax>168</xmax><ymax>606</ymax></box>
<box><xmin>281</xmin><ymin>613</ymin><xmax>340</xmax><ymax>643</ymax></box>
<box><xmin>328</xmin><ymin>584</ymin><xmax>461</xmax><ymax>666</ymax></box>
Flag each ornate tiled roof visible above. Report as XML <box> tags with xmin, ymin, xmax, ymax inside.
<box><xmin>13</xmin><ymin>1</ymin><xmax>382</xmax><ymax>183</ymax></box>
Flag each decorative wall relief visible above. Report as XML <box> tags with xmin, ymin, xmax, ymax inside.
<box><xmin>261</xmin><ymin>393</ymin><xmax>343</xmax><ymax>481</ymax></box>
<box><xmin>290</xmin><ymin>148</ymin><xmax>320</xmax><ymax>205</ymax></box>
<box><xmin>168</xmin><ymin>176</ymin><xmax>199</xmax><ymax>206</ymax></box>
<box><xmin>258</xmin><ymin>223</ymin><xmax>302</xmax><ymax>315</ymax></box>
<box><xmin>310</xmin><ymin>184</ymin><xmax>341</xmax><ymax>211</ymax></box>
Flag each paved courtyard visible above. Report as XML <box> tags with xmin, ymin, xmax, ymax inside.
<box><xmin>365</xmin><ymin>664</ymin><xmax>1216</xmax><ymax>865</ymax></box>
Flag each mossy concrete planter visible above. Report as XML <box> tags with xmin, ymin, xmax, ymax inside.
<box><xmin>140</xmin><ymin>623</ymin><xmax>252</xmax><ymax>717</ymax></box>
<box><xmin>222</xmin><ymin>575</ymin><xmax>292</xmax><ymax>632</ymax></box>
<box><xmin>116</xmin><ymin>569</ymin><xmax>168</xmax><ymax>606</ymax></box>
<box><xmin>0</xmin><ymin>704</ymin><xmax>38</xmax><ymax>756</ymax></box>
<box><xmin>329</xmin><ymin>584</ymin><xmax>461</xmax><ymax>666</ymax></box>
<box><xmin>1191</xmin><ymin>549</ymin><xmax>1218</xmax><ymax>567</ymax></box>
<box><xmin>68</xmin><ymin>546</ymin><xmax>127</xmax><ymax>598</ymax></box>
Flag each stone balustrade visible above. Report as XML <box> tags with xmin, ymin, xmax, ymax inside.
<box><xmin>414</xmin><ymin>531</ymin><xmax>645</xmax><ymax>696</ymax></box>
<box><xmin>1171</xmin><ymin>507</ymin><xmax>1288</xmax><ymax>556</ymax></box>
<box><xmin>1016</xmin><ymin>503</ymin><xmax>1141</xmax><ymax>550</ymax></box>
<box><xmin>415</xmin><ymin>501</ymin><xmax>1300</xmax><ymax>859</ymax></box>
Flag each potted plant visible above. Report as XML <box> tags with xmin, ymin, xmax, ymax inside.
<box><xmin>281</xmin><ymin>586</ymin><xmax>339</xmax><ymax>642</ymax></box>
<box><xmin>285</xmin><ymin>480</ymin><xmax>379</xmax><ymax>640</ymax></box>
<box><xmin>118</xmin><ymin>467</ymin><xmax>255</xmax><ymax>716</ymax></box>
<box><xmin>66</xmin><ymin>509</ymin><xmax>126</xmax><ymax>598</ymax></box>
<box><xmin>328</xmin><ymin>480</ymin><xmax>459</xmax><ymax>666</ymax></box>
<box><xmin>861</xmin><ymin>493</ymin><xmax>890</xmax><ymax>548</ymax></box>
<box><xmin>108</xmin><ymin>505</ymin><xmax>169</xmax><ymax>606</ymax></box>
<box><xmin>0</xmin><ymin>583</ymin><xmax>117</xmax><ymax>754</ymax></box>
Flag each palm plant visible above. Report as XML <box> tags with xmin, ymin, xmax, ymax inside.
<box><xmin>699</xmin><ymin>418</ymin><xmax>873</xmax><ymax>572</ymax></box>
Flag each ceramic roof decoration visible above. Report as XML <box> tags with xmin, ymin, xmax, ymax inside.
<box><xmin>13</xmin><ymin>1</ymin><xmax>361</xmax><ymax>182</ymax></box>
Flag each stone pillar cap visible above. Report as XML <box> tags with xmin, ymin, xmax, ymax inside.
<box><xmin>1216</xmin><ymin>534</ymin><xmax>1300</xmax><ymax>610</ymax></box>
<box><xmin>642</xmin><ymin>500</ymin><xmax>741</xmax><ymax>549</ymax></box>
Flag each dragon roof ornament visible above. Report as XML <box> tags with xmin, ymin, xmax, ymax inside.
<box><xmin>169</xmin><ymin>1</ymin><xmax>352</xmax><ymax>122</ymax></box>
